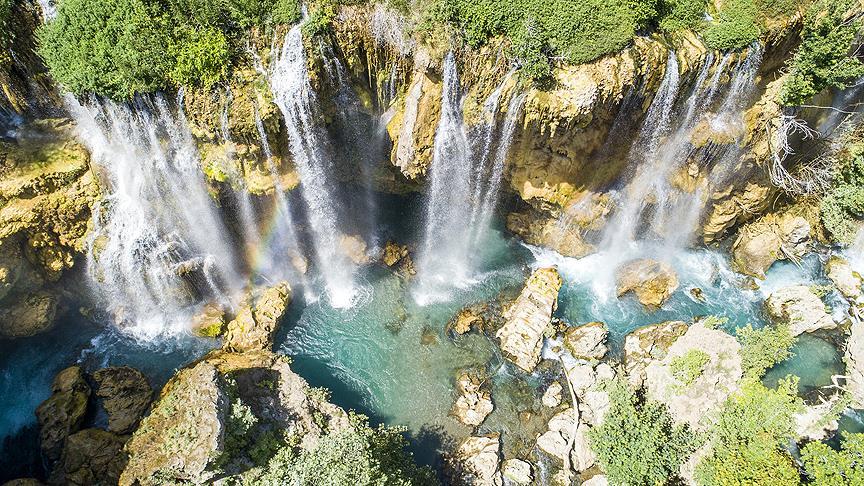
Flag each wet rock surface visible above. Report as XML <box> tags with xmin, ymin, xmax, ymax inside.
<box><xmin>222</xmin><ymin>281</ymin><xmax>292</xmax><ymax>352</ymax></box>
<box><xmin>35</xmin><ymin>366</ymin><xmax>91</xmax><ymax>466</ymax></box>
<box><xmin>732</xmin><ymin>213</ymin><xmax>810</xmax><ymax>278</ymax></box>
<box><xmin>826</xmin><ymin>256</ymin><xmax>862</xmax><ymax>301</ymax></box>
<box><xmin>50</xmin><ymin>428</ymin><xmax>127</xmax><ymax>486</ymax></box>
<box><xmin>93</xmin><ymin>367</ymin><xmax>153</xmax><ymax>434</ymax></box>
<box><xmin>451</xmin><ymin>371</ymin><xmax>494</xmax><ymax>426</ymax></box>
<box><xmin>615</xmin><ymin>259</ymin><xmax>679</xmax><ymax>309</ymax></box>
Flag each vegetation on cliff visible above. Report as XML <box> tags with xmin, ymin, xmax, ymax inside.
<box><xmin>821</xmin><ymin>141</ymin><xmax>864</xmax><ymax>243</ymax></box>
<box><xmin>801</xmin><ymin>431</ymin><xmax>864</xmax><ymax>484</ymax></box>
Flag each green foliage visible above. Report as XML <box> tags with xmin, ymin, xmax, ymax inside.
<box><xmin>169</xmin><ymin>27</ymin><xmax>230</xmax><ymax>88</ymax></box>
<box><xmin>802</xmin><ymin>432</ymin><xmax>864</xmax><ymax>485</ymax></box>
<box><xmin>587</xmin><ymin>379</ymin><xmax>699</xmax><ymax>486</ymax></box>
<box><xmin>695</xmin><ymin>377</ymin><xmax>804</xmax><ymax>485</ymax></box>
<box><xmin>821</xmin><ymin>145</ymin><xmax>864</xmax><ymax>243</ymax></box>
<box><xmin>700</xmin><ymin>315</ymin><xmax>730</xmax><ymax>329</ymax></box>
<box><xmin>670</xmin><ymin>349</ymin><xmax>711</xmax><ymax>386</ymax></box>
<box><xmin>736</xmin><ymin>323</ymin><xmax>796</xmax><ymax>377</ymax></box>
<box><xmin>659</xmin><ymin>0</ymin><xmax>707</xmax><ymax>32</ymax></box>
<box><xmin>702</xmin><ymin>0</ymin><xmax>761</xmax><ymax>50</ymax></box>
<box><xmin>781</xmin><ymin>0</ymin><xmax>864</xmax><ymax>106</ymax></box>
<box><xmin>0</xmin><ymin>0</ymin><xmax>12</xmax><ymax>49</ymax></box>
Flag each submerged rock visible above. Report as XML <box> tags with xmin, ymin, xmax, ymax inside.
<box><xmin>615</xmin><ymin>259</ymin><xmax>679</xmax><ymax>309</ymax></box>
<box><xmin>765</xmin><ymin>285</ymin><xmax>835</xmax><ymax>336</ymax></box>
<box><xmin>624</xmin><ymin>321</ymin><xmax>689</xmax><ymax>389</ymax></box>
<box><xmin>542</xmin><ymin>381</ymin><xmax>564</xmax><ymax>408</ymax></box>
<box><xmin>451</xmin><ymin>434</ymin><xmax>503</xmax><ymax>486</ymax></box>
<box><xmin>51</xmin><ymin>428</ymin><xmax>127</xmax><ymax>486</ymax></box>
<box><xmin>222</xmin><ymin>281</ymin><xmax>291</xmax><ymax>352</ymax></box>
<box><xmin>339</xmin><ymin>234</ymin><xmax>371</xmax><ymax>265</ymax></box>
<box><xmin>501</xmin><ymin>458</ymin><xmax>533</xmax><ymax>484</ymax></box>
<box><xmin>93</xmin><ymin>367</ymin><xmax>153</xmax><ymax>434</ymax></box>
<box><xmin>563</xmin><ymin>321</ymin><xmax>608</xmax><ymax>360</ymax></box>
<box><xmin>496</xmin><ymin>267</ymin><xmax>563</xmax><ymax>372</ymax></box>
<box><xmin>732</xmin><ymin>213</ymin><xmax>810</xmax><ymax>278</ymax></box>
<box><xmin>451</xmin><ymin>371</ymin><xmax>494</xmax><ymax>426</ymax></box>
<box><xmin>35</xmin><ymin>366</ymin><xmax>91</xmax><ymax>465</ymax></box>
<box><xmin>450</xmin><ymin>307</ymin><xmax>484</xmax><ymax>335</ymax></box>
<box><xmin>826</xmin><ymin>256</ymin><xmax>862</xmax><ymax>301</ymax></box>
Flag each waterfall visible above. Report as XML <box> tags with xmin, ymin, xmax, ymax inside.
<box><xmin>69</xmin><ymin>94</ymin><xmax>242</xmax><ymax>338</ymax></box>
<box><xmin>415</xmin><ymin>54</ymin><xmax>522</xmax><ymax>301</ymax></box>
<box><xmin>270</xmin><ymin>25</ymin><xmax>358</xmax><ymax>307</ymax></box>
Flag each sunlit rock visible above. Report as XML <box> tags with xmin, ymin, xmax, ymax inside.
<box><xmin>765</xmin><ymin>285</ymin><xmax>836</xmax><ymax>337</ymax></box>
<box><xmin>190</xmin><ymin>302</ymin><xmax>227</xmax><ymax>338</ymax></box>
<box><xmin>846</xmin><ymin>317</ymin><xmax>864</xmax><ymax>409</ymax></box>
<box><xmin>381</xmin><ymin>241</ymin><xmax>416</xmax><ymax>277</ymax></box>
<box><xmin>496</xmin><ymin>267</ymin><xmax>563</xmax><ymax>372</ymax></box>
<box><xmin>624</xmin><ymin>321</ymin><xmax>688</xmax><ymax>389</ymax></box>
<box><xmin>339</xmin><ymin>234</ymin><xmax>371</xmax><ymax>265</ymax></box>
<box><xmin>451</xmin><ymin>372</ymin><xmax>493</xmax><ymax>426</ymax></box>
<box><xmin>450</xmin><ymin>434</ymin><xmax>503</xmax><ymax>486</ymax></box>
<box><xmin>795</xmin><ymin>395</ymin><xmax>843</xmax><ymax>441</ymax></box>
<box><xmin>222</xmin><ymin>281</ymin><xmax>292</xmax><ymax>352</ymax></box>
<box><xmin>501</xmin><ymin>458</ymin><xmax>533</xmax><ymax>484</ymax></box>
<box><xmin>563</xmin><ymin>321</ymin><xmax>608</xmax><ymax>360</ymax></box>
<box><xmin>615</xmin><ymin>259</ymin><xmax>679</xmax><ymax>309</ymax></box>
<box><xmin>582</xmin><ymin>474</ymin><xmax>609</xmax><ymax>486</ymax></box>
<box><xmin>826</xmin><ymin>256</ymin><xmax>862</xmax><ymax>300</ymax></box>
<box><xmin>732</xmin><ymin>213</ymin><xmax>810</xmax><ymax>278</ymax></box>
<box><xmin>542</xmin><ymin>381</ymin><xmax>563</xmax><ymax>408</ymax></box>
<box><xmin>450</xmin><ymin>307</ymin><xmax>484</xmax><ymax>335</ymax></box>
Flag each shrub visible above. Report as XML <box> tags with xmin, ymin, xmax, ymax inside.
<box><xmin>821</xmin><ymin>145</ymin><xmax>864</xmax><ymax>243</ymax></box>
<box><xmin>587</xmin><ymin>379</ymin><xmax>699</xmax><ymax>486</ymax></box>
<box><xmin>781</xmin><ymin>0</ymin><xmax>864</xmax><ymax>106</ymax></box>
<box><xmin>736</xmin><ymin>323</ymin><xmax>796</xmax><ymax>377</ymax></box>
<box><xmin>802</xmin><ymin>432</ymin><xmax>864</xmax><ymax>484</ymax></box>
<box><xmin>695</xmin><ymin>377</ymin><xmax>804</xmax><ymax>485</ymax></box>
<box><xmin>659</xmin><ymin>0</ymin><xmax>708</xmax><ymax>32</ymax></box>
<box><xmin>670</xmin><ymin>349</ymin><xmax>711</xmax><ymax>385</ymax></box>
<box><xmin>702</xmin><ymin>0</ymin><xmax>761</xmax><ymax>50</ymax></box>
<box><xmin>169</xmin><ymin>27</ymin><xmax>230</xmax><ymax>88</ymax></box>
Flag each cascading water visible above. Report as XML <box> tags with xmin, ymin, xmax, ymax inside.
<box><xmin>69</xmin><ymin>94</ymin><xmax>242</xmax><ymax>338</ymax></box>
<box><xmin>270</xmin><ymin>25</ymin><xmax>358</xmax><ymax>307</ymax></box>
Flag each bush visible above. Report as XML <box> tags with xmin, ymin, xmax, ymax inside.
<box><xmin>781</xmin><ymin>0</ymin><xmax>864</xmax><ymax>106</ymax></box>
<box><xmin>659</xmin><ymin>0</ymin><xmax>708</xmax><ymax>32</ymax></box>
<box><xmin>587</xmin><ymin>379</ymin><xmax>699</xmax><ymax>486</ymax></box>
<box><xmin>695</xmin><ymin>377</ymin><xmax>804</xmax><ymax>485</ymax></box>
<box><xmin>670</xmin><ymin>349</ymin><xmax>710</xmax><ymax>385</ymax></box>
<box><xmin>169</xmin><ymin>27</ymin><xmax>230</xmax><ymax>88</ymax></box>
<box><xmin>736</xmin><ymin>323</ymin><xmax>796</xmax><ymax>377</ymax></box>
<box><xmin>802</xmin><ymin>432</ymin><xmax>864</xmax><ymax>484</ymax></box>
<box><xmin>702</xmin><ymin>0</ymin><xmax>761</xmax><ymax>50</ymax></box>
<box><xmin>821</xmin><ymin>145</ymin><xmax>864</xmax><ymax>243</ymax></box>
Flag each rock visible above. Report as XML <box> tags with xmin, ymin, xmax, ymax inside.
<box><xmin>703</xmin><ymin>183</ymin><xmax>774</xmax><ymax>243</ymax></box>
<box><xmin>190</xmin><ymin>302</ymin><xmax>226</xmax><ymax>337</ymax></box>
<box><xmin>451</xmin><ymin>307</ymin><xmax>484</xmax><ymax>335</ymax></box>
<box><xmin>542</xmin><ymin>381</ymin><xmax>563</xmax><ymax>408</ymax></box>
<box><xmin>35</xmin><ymin>366</ymin><xmax>90</xmax><ymax>465</ymax></box>
<box><xmin>451</xmin><ymin>435</ymin><xmax>503</xmax><ymax>486</ymax></box>
<box><xmin>501</xmin><ymin>459</ymin><xmax>533</xmax><ymax>484</ymax></box>
<box><xmin>536</xmin><ymin>407</ymin><xmax>596</xmax><ymax>472</ymax></box>
<box><xmin>645</xmin><ymin>322</ymin><xmax>743</xmax><ymax>431</ymax></box>
<box><xmin>496</xmin><ymin>267</ymin><xmax>563</xmax><ymax>372</ymax></box>
<box><xmin>732</xmin><ymin>214</ymin><xmax>810</xmax><ymax>278</ymax></box>
<box><xmin>615</xmin><ymin>259</ymin><xmax>679</xmax><ymax>309</ymax></box>
<box><xmin>93</xmin><ymin>367</ymin><xmax>153</xmax><ymax>434</ymax></box>
<box><xmin>52</xmin><ymin>428</ymin><xmax>127</xmax><ymax>486</ymax></box>
<box><xmin>795</xmin><ymin>395</ymin><xmax>843</xmax><ymax>441</ymax></box>
<box><xmin>120</xmin><ymin>350</ymin><xmax>350</xmax><ymax>485</ymax></box>
<box><xmin>624</xmin><ymin>321</ymin><xmax>688</xmax><ymax>389</ymax></box>
<box><xmin>452</xmin><ymin>372</ymin><xmax>494</xmax><ymax>426</ymax></box>
<box><xmin>222</xmin><ymin>281</ymin><xmax>292</xmax><ymax>352</ymax></box>
<box><xmin>381</xmin><ymin>241</ymin><xmax>416</xmax><ymax>276</ymax></box>
<box><xmin>765</xmin><ymin>285</ymin><xmax>835</xmax><ymax>336</ymax></box>
<box><xmin>339</xmin><ymin>234</ymin><xmax>371</xmax><ymax>265</ymax></box>
<box><xmin>0</xmin><ymin>291</ymin><xmax>57</xmax><ymax>338</ymax></box>
<box><xmin>846</xmin><ymin>316</ymin><xmax>864</xmax><ymax>409</ymax></box>
<box><xmin>563</xmin><ymin>321</ymin><xmax>608</xmax><ymax>360</ymax></box>
<box><xmin>582</xmin><ymin>475</ymin><xmax>609</xmax><ymax>486</ymax></box>
<box><xmin>386</xmin><ymin>70</ymin><xmax>442</xmax><ymax>179</ymax></box>
<box><xmin>562</xmin><ymin>362</ymin><xmax>615</xmax><ymax>427</ymax></box>
<box><xmin>2</xmin><ymin>480</ymin><xmax>45</xmax><ymax>486</ymax></box>
<box><xmin>826</xmin><ymin>256</ymin><xmax>862</xmax><ymax>300</ymax></box>
<box><xmin>506</xmin><ymin>209</ymin><xmax>596</xmax><ymax>258</ymax></box>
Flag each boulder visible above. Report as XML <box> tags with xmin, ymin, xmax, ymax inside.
<box><xmin>765</xmin><ymin>285</ymin><xmax>835</xmax><ymax>336</ymax></box>
<box><xmin>562</xmin><ymin>362</ymin><xmax>615</xmax><ymax>427</ymax></box>
<box><xmin>222</xmin><ymin>281</ymin><xmax>291</xmax><ymax>352</ymax></box>
<box><xmin>0</xmin><ymin>291</ymin><xmax>57</xmax><ymax>338</ymax></box>
<box><xmin>451</xmin><ymin>435</ymin><xmax>503</xmax><ymax>486</ymax></box>
<box><xmin>644</xmin><ymin>322</ymin><xmax>743</xmax><ymax>430</ymax></box>
<box><xmin>615</xmin><ymin>259</ymin><xmax>678</xmax><ymax>309</ymax></box>
<box><xmin>501</xmin><ymin>459</ymin><xmax>533</xmax><ymax>484</ymax></box>
<box><xmin>451</xmin><ymin>372</ymin><xmax>494</xmax><ymax>427</ymax></box>
<box><xmin>93</xmin><ymin>367</ymin><xmax>153</xmax><ymax>434</ymax></box>
<box><xmin>826</xmin><ymin>256</ymin><xmax>862</xmax><ymax>300</ymax></box>
<box><xmin>339</xmin><ymin>234</ymin><xmax>371</xmax><ymax>265</ymax></box>
<box><xmin>732</xmin><ymin>214</ymin><xmax>810</xmax><ymax>278</ymax></box>
<box><xmin>563</xmin><ymin>321</ymin><xmax>608</xmax><ymax>360</ymax></box>
<box><xmin>450</xmin><ymin>307</ymin><xmax>484</xmax><ymax>335</ymax></box>
<box><xmin>542</xmin><ymin>381</ymin><xmax>563</xmax><ymax>408</ymax></box>
<box><xmin>506</xmin><ymin>210</ymin><xmax>596</xmax><ymax>258</ymax></box>
<box><xmin>624</xmin><ymin>321</ymin><xmax>689</xmax><ymax>389</ymax></box>
<box><xmin>35</xmin><ymin>366</ymin><xmax>90</xmax><ymax>465</ymax></box>
<box><xmin>381</xmin><ymin>241</ymin><xmax>416</xmax><ymax>276</ymax></box>
<box><xmin>582</xmin><ymin>475</ymin><xmax>609</xmax><ymax>486</ymax></box>
<box><xmin>846</xmin><ymin>317</ymin><xmax>864</xmax><ymax>409</ymax></box>
<box><xmin>51</xmin><ymin>428</ymin><xmax>127</xmax><ymax>486</ymax></box>
<box><xmin>536</xmin><ymin>407</ymin><xmax>596</xmax><ymax>472</ymax></box>
<box><xmin>190</xmin><ymin>302</ymin><xmax>226</xmax><ymax>337</ymax></box>
<box><xmin>496</xmin><ymin>267</ymin><xmax>562</xmax><ymax>372</ymax></box>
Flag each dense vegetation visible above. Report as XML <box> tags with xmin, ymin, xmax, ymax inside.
<box><xmin>736</xmin><ymin>323</ymin><xmax>796</xmax><ymax>377</ymax></box>
<box><xmin>821</xmin><ymin>142</ymin><xmax>864</xmax><ymax>243</ymax></box>
<box><xmin>38</xmin><ymin>0</ymin><xmax>301</xmax><ymax>98</ymax></box>
<box><xmin>781</xmin><ymin>0</ymin><xmax>864</xmax><ymax>106</ymax></box>
<box><xmin>587</xmin><ymin>379</ymin><xmax>699</xmax><ymax>486</ymax></box>
<box><xmin>801</xmin><ymin>431</ymin><xmax>864</xmax><ymax>484</ymax></box>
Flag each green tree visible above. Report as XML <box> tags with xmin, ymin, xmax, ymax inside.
<box><xmin>821</xmin><ymin>144</ymin><xmax>864</xmax><ymax>243</ymax></box>
<box><xmin>736</xmin><ymin>323</ymin><xmax>796</xmax><ymax>377</ymax></box>
<box><xmin>587</xmin><ymin>379</ymin><xmax>699</xmax><ymax>486</ymax></box>
<box><xmin>702</xmin><ymin>0</ymin><xmax>761</xmax><ymax>50</ymax></box>
<box><xmin>802</xmin><ymin>432</ymin><xmax>864</xmax><ymax>485</ymax></box>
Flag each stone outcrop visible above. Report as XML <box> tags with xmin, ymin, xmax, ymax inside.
<box><xmin>496</xmin><ymin>267</ymin><xmax>563</xmax><ymax>372</ymax></box>
<box><xmin>615</xmin><ymin>259</ymin><xmax>679</xmax><ymax>309</ymax></box>
<box><xmin>451</xmin><ymin>371</ymin><xmax>494</xmax><ymax>427</ymax></box>
<box><xmin>563</xmin><ymin>321</ymin><xmax>608</xmax><ymax>360</ymax></box>
<box><xmin>381</xmin><ymin>241</ymin><xmax>416</xmax><ymax>277</ymax></box>
<box><xmin>386</xmin><ymin>64</ymin><xmax>442</xmax><ymax>180</ymax></box>
<box><xmin>501</xmin><ymin>459</ymin><xmax>532</xmax><ymax>484</ymax></box>
<box><xmin>450</xmin><ymin>306</ymin><xmax>484</xmax><ymax>335</ymax></box>
<box><xmin>846</xmin><ymin>316</ymin><xmax>864</xmax><ymax>409</ymax></box>
<box><xmin>826</xmin><ymin>256</ymin><xmax>862</xmax><ymax>301</ymax></box>
<box><xmin>731</xmin><ymin>213</ymin><xmax>810</xmax><ymax>278</ymax></box>
<box><xmin>624</xmin><ymin>321</ymin><xmax>689</xmax><ymax>389</ymax></box>
<box><xmin>222</xmin><ymin>281</ymin><xmax>292</xmax><ymax>352</ymax></box>
<box><xmin>765</xmin><ymin>285</ymin><xmax>836</xmax><ymax>336</ymax></box>
<box><xmin>93</xmin><ymin>367</ymin><xmax>153</xmax><ymax>434</ymax></box>
<box><xmin>190</xmin><ymin>302</ymin><xmax>227</xmax><ymax>337</ymax></box>
<box><xmin>542</xmin><ymin>381</ymin><xmax>563</xmax><ymax>408</ymax></box>
<box><xmin>536</xmin><ymin>407</ymin><xmax>596</xmax><ymax>473</ymax></box>
<box><xmin>506</xmin><ymin>209</ymin><xmax>596</xmax><ymax>259</ymax></box>
<box><xmin>51</xmin><ymin>428</ymin><xmax>128</xmax><ymax>486</ymax></box>
<box><xmin>644</xmin><ymin>322</ymin><xmax>743</xmax><ymax>430</ymax></box>
<box><xmin>35</xmin><ymin>366</ymin><xmax>91</xmax><ymax>465</ymax></box>
<box><xmin>450</xmin><ymin>434</ymin><xmax>502</xmax><ymax>486</ymax></box>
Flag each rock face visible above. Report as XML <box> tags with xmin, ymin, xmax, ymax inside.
<box><xmin>826</xmin><ymin>256</ymin><xmax>862</xmax><ymax>300</ymax></box>
<box><xmin>506</xmin><ymin>210</ymin><xmax>596</xmax><ymax>259</ymax></box>
<box><xmin>381</xmin><ymin>241</ymin><xmax>416</xmax><ymax>276</ymax></box>
<box><xmin>624</xmin><ymin>321</ymin><xmax>689</xmax><ymax>389</ymax></box>
<box><xmin>501</xmin><ymin>459</ymin><xmax>533</xmax><ymax>484</ymax></box>
<box><xmin>536</xmin><ymin>407</ymin><xmax>596</xmax><ymax>472</ymax></box>
<box><xmin>732</xmin><ymin>213</ymin><xmax>810</xmax><ymax>278</ymax></box>
<box><xmin>451</xmin><ymin>307</ymin><xmax>484</xmax><ymax>335</ymax></box>
<box><xmin>542</xmin><ymin>381</ymin><xmax>563</xmax><ymax>408</ymax></box>
<box><xmin>847</xmin><ymin>317</ymin><xmax>864</xmax><ymax>409</ymax></box>
<box><xmin>51</xmin><ymin>428</ymin><xmax>127</xmax><ymax>486</ymax></box>
<box><xmin>93</xmin><ymin>367</ymin><xmax>153</xmax><ymax>434</ymax></box>
<box><xmin>451</xmin><ymin>435</ymin><xmax>502</xmax><ymax>486</ymax></box>
<box><xmin>644</xmin><ymin>322</ymin><xmax>743</xmax><ymax>430</ymax></box>
<box><xmin>496</xmin><ymin>267</ymin><xmax>563</xmax><ymax>372</ymax></box>
<box><xmin>563</xmin><ymin>321</ymin><xmax>608</xmax><ymax>360</ymax></box>
<box><xmin>451</xmin><ymin>371</ymin><xmax>494</xmax><ymax>426</ymax></box>
<box><xmin>190</xmin><ymin>302</ymin><xmax>227</xmax><ymax>337</ymax></box>
<box><xmin>765</xmin><ymin>285</ymin><xmax>835</xmax><ymax>336</ymax></box>
<box><xmin>222</xmin><ymin>281</ymin><xmax>292</xmax><ymax>352</ymax></box>
<box><xmin>386</xmin><ymin>67</ymin><xmax>442</xmax><ymax>179</ymax></box>
<box><xmin>615</xmin><ymin>259</ymin><xmax>679</xmax><ymax>308</ymax></box>
<box><xmin>35</xmin><ymin>366</ymin><xmax>91</xmax><ymax>465</ymax></box>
